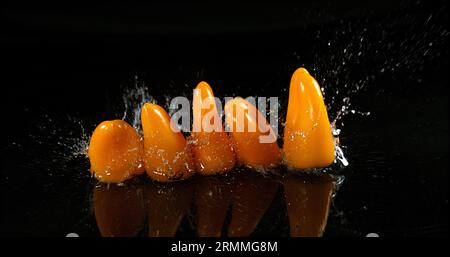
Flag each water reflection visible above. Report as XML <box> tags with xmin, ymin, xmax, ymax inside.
<box><xmin>92</xmin><ymin>170</ymin><xmax>337</xmax><ymax>237</ymax></box>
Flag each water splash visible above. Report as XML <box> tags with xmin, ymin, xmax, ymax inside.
<box><xmin>6</xmin><ymin>112</ymin><xmax>95</xmax><ymax>181</ymax></box>
<box><xmin>68</xmin><ymin>121</ymin><xmax>91</xmax><ymax>158</ymax></box>
<box><xmin>335</xmin><ymin>145</ymin><xmax>349</xmax><ymax>167</ymax></box>
<box><xmin>121</xmin><ymin>75</ymin><xmax>156</xmax><ymax>133</ymax></box>
<box><xmin>328</xmin><ymin>96</ymin><xmax>371</xmax><ymax>169</ymax></box>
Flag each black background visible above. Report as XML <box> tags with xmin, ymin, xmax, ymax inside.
<box><xmin>1</xmin><ymin>1</ymin><xmax>448</xmax><ymax>237</ymax></box>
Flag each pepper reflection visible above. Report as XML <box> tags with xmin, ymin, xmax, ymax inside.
<box><xmin>195</xmin><ymin>176</ymin><xmax>232</xmax><ymax>237</ymax></box>
<box><xmin>92</xmin><ymin>171</ymin><xmax>336</xmax><ymax>237</ymax></box>
<box><xmin>227</xmin><ymin>171</ymin><xmax>279</xmax><ymax>237</ymax></box>
<box><xmin>145</xmin><ymin>180</ymin><xmax>195</xmax><ymax>236</ymax></box>
<box><xmin>283</xmin><ymin>173</ymin><xmax>335</xmax><ymax>237</ymax></box>
<box><xmin>93</xmin><ymin>183</ymin><xmax>146</xmax><ymax>237</ymax></box>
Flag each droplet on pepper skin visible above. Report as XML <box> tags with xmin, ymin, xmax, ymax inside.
<box><xmin>88</xmin><ymin>120</ymin><xmax>143</xmax><ymax>183</ymax></box>
<box><xmin>141</xmin><ymin>103</ymin><xmax>195</xmax><ymax>182</ymax></box>
<box><xmin>283</xmin><ymin>68</ymin><xmax>335</xmax><ymax>169</ymax></box>
<box><xmin>224</xmin><ymin>97</ymin><xmax>281</xmax><ymax>169</ymax></box>
<box><xmin>190</xmin><ymin>81</ymin><xmax>236</xmax><ymax>175</ymax></box>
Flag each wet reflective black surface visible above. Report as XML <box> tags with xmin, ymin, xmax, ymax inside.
<box><xmin>2</xmin><ymin>1</ymin><xmax>448</xmax><ymax>236</ymax></box>
<box><xmin>90</xmin><ymin>170</ymin><xmax>336</xmax><ymax>237</ymax></box>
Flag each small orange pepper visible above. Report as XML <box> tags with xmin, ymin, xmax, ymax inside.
<box><xmin>88</xmin><ymin>120</ymin><xmax>143</xmax><ymax>183</ymax></box>
<box><xmin>224</xmin><ymin>97</ymin><xmax>281</xmax><ymax>168</ymax></box>
<box><xmin>141</xmin><ymin>103</ymin><xmax>195</xmax><ymax>182</ymax></box>
<box><xmin>283</xmin><ymin>68</ymin><xmax>335</xmax><ymax>169</ymax></box>
<box><xmin>190</xmin><ymin>81</ymin><xmax>236</xmax><ymax>175</ymax></box>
